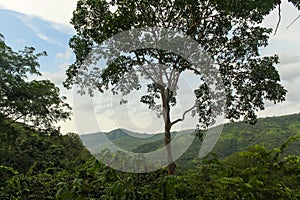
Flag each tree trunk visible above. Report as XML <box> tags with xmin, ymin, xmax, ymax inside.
<box><xmin>161</xmin><ymin>88</ymin><xmax>176</xmax><ymax>175</ymax></box>
<box><xmin>165</xmin><ymin>124</ymin><xmax>176</xmax><ymax>175</ymax></box>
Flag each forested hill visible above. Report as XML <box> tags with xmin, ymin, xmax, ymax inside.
<box><xmin>212</xmin><ymin>113</ymin><xmax>300</xmax><ymax>158</ymax></box>
<box><xmin>1</xmin><ymin>113</ymin><xmax>300</xmax><ymax>199</ymax></box>
<box><xmin>174</xmin><ymin>113</ymin><xmax>300</xmax><ymax>169</ymax></box>
<box><xmin>81</xmin><ymin>113</ymin><xmax>300</xmax><ymax>162</ymax></box>
<box><xmin>0</xmin><ymin>117</ymin><xmax>91</xmax><ymax>187</ymax></box>
<box><xmin>3</xmin><ymin>112</ymin><xmax>298</xmax><ymax>177</ymax></box>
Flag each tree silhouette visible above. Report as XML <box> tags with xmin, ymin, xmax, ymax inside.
<box><xmin>65</xmin><ymin>0</ymin><xmax>287</xmax><ymax>175</ymax></box>
<box><xmin>0</xmin><ymin>33</ymin><xmax>71</xmax><ymax>130</ymax></box>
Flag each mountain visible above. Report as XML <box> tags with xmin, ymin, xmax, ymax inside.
<box><xmin>80</xmin><ymin>113</ymin><xmax>300</xmax><ymax>167</ymax></box>
<box><xmin>211</xmin><ymin>113</ymin><xmax>300</xmax><ymax>157</ymax></box>
<box><xmin>79</xmin><ymin>131</ymin><xmax>107</xmax><ymax>148</ymax></box>
<box><xmin>80</xmin><ymin>128</ymin><xmax>160</xmax><ymax>153</ymax></box>
<box><xmin>79</xmin><ymin>128</ymin><xmax>193</xmax><ymax>153</ymax></box>
<box><xmin>134</xmin><ymin>113</ymin><xmax>300</xmax><ymax>169</ymax></box>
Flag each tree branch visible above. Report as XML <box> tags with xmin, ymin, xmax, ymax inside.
<box><xmin>274</xmin><ymin>3</ymin><xmax>281</xmax><ymax>35</ymax></box>
<box><xmin>171</xmin><ymin>101</ymin><xmax>197</xmax><ymax>126</ymax></box>
<box><xmin>286</xmin><ymin>14</ymin><xmax>300</xmax><ymax>30</ymax></box>
<box><xmin>134</xmin><ymin>52</ymin><xmax>158</xmax><ymax>84</ymax></box>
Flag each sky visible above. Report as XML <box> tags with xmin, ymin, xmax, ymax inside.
<box><xmin>0</xmin><ymin>0</ymin><xmax>300</xmax><ymax>134</ymax></box>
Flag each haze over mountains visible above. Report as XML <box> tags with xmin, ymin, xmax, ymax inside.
<box><xmin>80</xmin><ymin>128</ymin><xmax>193</xmax><ymax>154</ymax></box>
<box><xmin>80</xmin><ymin>113</ymin><xmax>300</xmax><ymax>166</ymax></box>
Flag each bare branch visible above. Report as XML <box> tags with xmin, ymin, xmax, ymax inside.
<box><xmin>171</xmin><ymin>100</ymin><xmax>197</xmax><ymax>126</ymax></box>
<box><xmin>286</xmin><ymin>14</ymin><xmax>300</xmax><ymax>30</ymax></box>
<box><xmin>274</xmin><ymin>3</ymin><xmax>281</xmax><ymax>35</ymax></box>
<box><xmin>2</xmin><ymin>113</ymin><xmax>26</xmax><ymax>128</ymax></box>
<box><xmin>157</xmin><ymin>50</ymin><xmax>170</xmax><ymax>87</ymax></box>
<box><xmin>170</xmin><ymin>71</ymin><xmax>180</xmax><ymax>92</ymax></box>
<box><xmin>134</xmin><ymin>52</ymin><xmax>157</xmax><ymax>84</ymax></box>
<box><xmin>168</xmin><ymin>57</ymin><xmax>181</xmax><ymax>91</ymax></box>
<box><xmin>168</xmin><ymin>67</ymin><xmax>176</xmax><ymax>89</ymax></box>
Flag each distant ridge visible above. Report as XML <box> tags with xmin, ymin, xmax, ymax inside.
<box><xmin>80</xmin><ymin>128</ymin><xmax>194</xmax><ymax>152</ymax></box>
<box><xmin>79</xmin><ymin>128</ymin><xmax>155</xmax><ymax>148</ymax></box>
<box><xmin>80</xmin><ymin>113</ymin><xmax>300</xmax><ymax>164</ymax></box>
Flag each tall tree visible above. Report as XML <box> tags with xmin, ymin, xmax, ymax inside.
<box><xmin>65</xmin><ymin>0</ymin><xmax>287</xmax><ymax>175</ymax></box>
<box><xmin>0</xmin><ymin>34</ymin><xmax>71</xmax><ymax>130</ymax></box>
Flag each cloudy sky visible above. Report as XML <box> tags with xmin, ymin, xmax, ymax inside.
<box><xmin>0</xmin><ymin>0</ymin><xmax>300</xmax><ymax>134</ymax></box>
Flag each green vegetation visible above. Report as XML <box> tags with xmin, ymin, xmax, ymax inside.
<box><xmin>0</xmin><ymin>34</ymin><xmax>71</xmax><ymax>131</ymax></box>
<box><xmin>0</xmin><ymin>32</ymin><xmax>89</xmax><ymax>199</ymax></box>
<box><xmin>65</xmin><ymin>0</ymin><xmax>288</xmax><ymax>175</ymax></box>
<box><xmin>0</xmin><ymin>118</ymin><xmax>91</xmax><ymax>199</ymax></box>
<box><xmin>82</xmin><ymin>113</ymin><xmax>300</xmax><ymax>171</ymax></box>
<box><xmin>1</xmin><ymin>0</ymin><xmax>300</xmax><ymax>198</ymax></box>
<box><xmin>1</xmin><ymin>113</ymin><xmax>300</xmax><ymax>199</ymax></box>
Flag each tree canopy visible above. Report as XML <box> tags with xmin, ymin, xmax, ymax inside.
<box><xmin>65</xmin><ymin>0</ymin><xmax>290</xmax><ymax>174</ymax></box>
<box><xmin>0</xmin><ymin>33</ymin><xmax>71</xmax><ymax>130</ymax></box>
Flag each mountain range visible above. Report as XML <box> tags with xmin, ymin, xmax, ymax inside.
<box><xmin>80</xmin><ymin>113</ymin><xmax>300</xmax><ymax>168</ymax></box>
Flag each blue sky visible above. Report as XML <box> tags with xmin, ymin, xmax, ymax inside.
<box><xmin>0</xmin><ymin>9</ymin><xmax>72</xmax><ymax>73</ymax></box>
<box><xmin>0</xmin><ymin>0</ymin><xmax>300</xmax><ymax>134</ymax></box>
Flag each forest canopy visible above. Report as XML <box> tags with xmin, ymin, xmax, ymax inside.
<box><xmin>0</xmin><ymin>33</ymin><xmax>71</xmax><ymax>130</ymax></box>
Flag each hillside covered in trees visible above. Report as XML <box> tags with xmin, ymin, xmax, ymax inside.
<box><xmin>81</xmin><ymin>113</ymin><xmax>300</xmax><ymax>164</ymax></box>
<box><xmin>1</xmin><ymin>113</ymin><xmax>300</xmax><ymax>199</ymax></box>
<box><xmin>1</xmin><ymin>0</ymin><xmax>300</xmax><ymax>199</ymax></box>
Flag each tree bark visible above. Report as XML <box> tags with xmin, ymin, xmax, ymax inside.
<box><xmin>165</xmin><ymin>124</ymin><xmax>176</xmax><ymax>175</ymax></box>
<box><xmin>161</xmin><ymin>88</ymin><xmax>176</xmax><ymax>175</ymax></box>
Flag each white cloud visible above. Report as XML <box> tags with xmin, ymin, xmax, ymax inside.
<box><xmin>3</xmin><ymin>0</ymin><xmax>300</xmax><ymax>134</ymax></box>
<box><xmin>42</xmin><ymin>49</ymin><xmax>74</xmax><ymax>85</ymax></box>
<box><xmin>42</xmin><ymin>71</ymin><xmax>66</xmax><ymax>86</ymax></box>
<box><xmin>258</xmin><ymin>100</ymin><xmax>300</xmax><ymax>118</ymax></box>
<box><xmin>282</xmin><ymin>77</ymin><xmax>300</xmax><ymax>102</ymax></box>
<box><xmin>257</xmin><ymin>1</ymin><xmax>300</xmax><ymax>119</ymax></box>
<box><xmin>278</xmin><ymin>62</ymin><xmax>300</xmax><ymax>81</ymax></box>
<box><xmin>279</xmin><ymin>54</ymin><xmax>300</xmax><ymax>65</ymax></box>
<box><xmin>0</xmin><ymin>0</ymin><xmax>77</xmax><ymax>26</ymax></box>
<box><xmin>14</xmin><ymin>14</ymin><xmax>68</xmax><ymax>47</ymax></box>
<box><xmin>56</xmin><ymin>48</ymin><xmax>73</xmax><ymax>61</ymax></box>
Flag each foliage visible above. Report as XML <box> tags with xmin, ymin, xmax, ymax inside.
<box><xmin>65</xmin><ymin>0</ymin><xmax>287</xmax><ymax>123</ymax></box>
<box><xmin>64</xmin><ymin>0</ymin><xmax>288</xmax><ymax>175</ymax></box>
<box><xmin>0</xmin><ymin>117</ymin><xmax>91</xmax><ymax>198</ymax></box>
<box><xmin>0</xmin><ymin>33</ymin><xmax>71</xmax><ymax>130</ymax></box>
<box><xmin>211</xmin><ymin>114</ymin><xmax>300</xmax><ymax>158</ymax></box>
<box><xmin>111</xmin><ymin>113</ymin><xmax>300</xmax><ymax>168</ymax></box>
<box><xmin>1</xmin><ymin>114</ymin><xmax>300</xmax><ymax>199</ymax></box>
<box><xmin>1</xmin><ymin>121</ymin><xmax>90</xmax><ymax>173</ymax></box>
<box><xmin>1</xmin><ymin>1</ymin><xmax>300</xmax><ymax>198</ymax></box>
<box><xmin>288</xmin><ymin>0</ymin><xmax>300</xmax><ymax>10</ymax></box>
<box><xmin>51</xmin><ymin>133</ymin><xmax>300</xmax><ymax>199</ymax></box>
